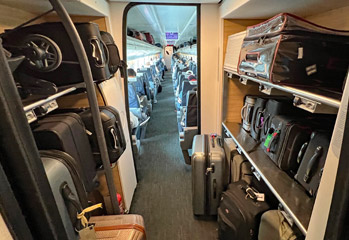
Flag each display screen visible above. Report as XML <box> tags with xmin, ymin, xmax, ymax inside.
<box><xmin>166</xmin><ymin>32</ymin><xmax>178</xmax><ymax>40</ymax></box>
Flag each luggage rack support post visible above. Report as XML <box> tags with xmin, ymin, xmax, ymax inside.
<box><xmin>49</xmin><ymin>0</ymin><xmax>120</xmax><ymax>214</ymax></box>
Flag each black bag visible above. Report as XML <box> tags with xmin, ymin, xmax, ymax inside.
<box><xmin>3</xmin><ymin>22</ymin><xmax>111</xmax><ymax>86</ymax></box>
<box><xmin>218</xmin><ymin>180</ymin><xmax>270</xmax><ymax>240</ymax></box>
<box><xmin>262</xmin><ymin>115</ymin><xmax>311</xmax><ymax>175</ymax></box>
<box><xmin>100</xmin><ymin>31</ymin><xmax>122</xmax><ymax>76</ymax></box>
<box><xmin>157</xmin><ymin>84</ymin><xmax>162</xmax><ymax>93</ymax></box>
<box><xmin>78</xmin><ymin>106</ymin><xmax>126</xmax><ymax>166</ymax></box>
<box><xmin>238</xmin><ymin>13</ymin><xmax>349</xmax><ymax>97</ymax></box>
<box><xmin>295</xmin><ymin>131</ymin><xmax>330</xmax><ymax>196</ymax></box>
<box><xmin>33</xmin><ymin>113</ymin><xmax>97</xmax><ymax>192</ymax></box>
<box><xmin>250</xmin><ymin>97</ymin><xmax>268</xmax><ymax>141</ymax></box>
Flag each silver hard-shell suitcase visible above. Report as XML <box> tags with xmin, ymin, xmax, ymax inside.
<box><xmin>192</xmin><ymin>134</ymin><xmax>226</xmax><ymax>215</ymax></box>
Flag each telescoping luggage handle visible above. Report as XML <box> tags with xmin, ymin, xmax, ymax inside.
<box><xmin>304</xmin><ymin>146</ymin><xmax>323</xmax><ymax>183</ymax></box>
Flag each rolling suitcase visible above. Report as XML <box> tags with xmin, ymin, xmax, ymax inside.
<box><xmin>100</xmin><ymin>31</ymin><xmax>122</xmax><ymax>76</ymax></box>
<box><xmin>294</xmin><ymin>131</ymin><xmax>330</xmax><ymax>196</ymax></box>
<box><xmin>262</xmin><ymin>115</ymin><xmax>311</xmax><ymax>175</ymax></box>
<box><xmin>3</xmin><ymin>22</ymin><xmax>111</xmax><ymax>86</ymax></box>
<box><xmin>258</xmin><ymin>210</ymin><xmax>303</xmax><ymax>240</ymax></box>
<box><xmin>241</xmin><ymin>96</ymin><xmax>256</xmax><ymax>132</ymax></box>
<box><xmin>78</xmin><ymin>106</ymin><xmax>127</xmax><ymax>166</ymax></box>
<box><xmin>33</xmin><ymin>113</ymin><xmax>97</xmax><ymax>192</ymax></box>
<box><xmin>217</xmin><ymin>180</ymin><xmax>270</xmax><ymax>240</ymax></box>
<box><xmin>192</xmin><ymin>134</ymin><xmax>226</xmax><ymax>215</ymax></box>
<box><xmin>250</xmin><ymin>97</ymin><xmax>267</xmax><ymax>141</ymax></box>
<box><xmin>238</xmin><ymin>13</ymin><xmax>349</xmax><ymax>97</ymax></box>
<box><xmin>40</xmin><ymin>150</ymin><xmax>90</xmax><ymax>239</ymax></box>
<box><xmin>90</xmin><ymin>215</ymin><xmax>146</xmax><ymax>240</ymax></box>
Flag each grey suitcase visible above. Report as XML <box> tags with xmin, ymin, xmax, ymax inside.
<box><xmin>192</xmin><ymin>134</ymin><xmax>226</xmax><ymax>215</ymax></box>
<box><xmin>258</xmin><ymin>210</ymin><xmax>303</xmax><ymax>240</ymax></box>
<box><xmin>40</xmin><ymin>150</ymin><xmax>89</xmax><ymax>239</ymax></box>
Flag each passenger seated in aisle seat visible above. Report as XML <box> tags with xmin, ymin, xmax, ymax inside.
<box><xmin>128</xmin><ymin>68</ymin><xmax>148</xmax><ymax>121</ymax></box>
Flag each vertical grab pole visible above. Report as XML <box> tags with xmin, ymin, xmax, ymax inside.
<box><xmin>48</xmin><ymin>0</ymin><xmax>120</xmax><ymax>214</ymax></box>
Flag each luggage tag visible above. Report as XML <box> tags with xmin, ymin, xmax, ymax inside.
<box><xmin>79</xmin><ymin>225</ymin><xmax>97</xmax><ymax>240</ymax></box>
<box><xmin>77</xmin><ymin>203</ymin><xmax>103</xmax><ymax>240</ymax></box>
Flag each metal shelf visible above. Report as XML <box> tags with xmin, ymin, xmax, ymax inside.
<box><xmin>222</xmin><ymin>121</ymin><xmax>315</xmax><ymax>236</ymax></box>
<box><xmin>226</xmin><ymin>70</ymin><xmax>341</xmax><ymax>113</ymax></box>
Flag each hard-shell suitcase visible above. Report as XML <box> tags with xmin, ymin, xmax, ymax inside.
<box><xmin>295</xmin><ymin>131</ymin><xmax>330</xmax><ymax>196</ymax></box>
<box><xmin>238</xmin><ymin>13</ymin><xmax>349</xmax><ymax>97</ymax></box>
<box><xmin>192</xmin><ymin>134</ymin><xmax>226</xmax><ymax>215</ymax></box>
<box><xmin>262</xmin><ymin>115</ymin><xmax>311</xmax><ymax>175</ymax></box>
<box><xmin>33</xmin><ymin>113</ymin><xmax>97</xmax><ymax>192</ymax></box>
<box><xmin>258</xmin><ymin>210</ymin><xmax>303</xmax><ymax>240</ymax></box>
<box><xmin>40</xmin><ymin>150</ymin><xmax>89</xmax><ymax>239</ymax></box>
<box><xmin>90</xmin><ymin>215</ymin><xmax>146</xmax><ymax>240</ymax></box>
<box><xmin>3</xmin><ymin>22</ymin><xmax>111</xmax><ymax>86</ymax></box>
<box><xmin>100</xmin><ymin>31</ymin><xmax>122</xmax><ymax>76</ymax></box>
<box><xmin>217</xmin><ymin>180</ymin><xmax>270</xmax><ymax>240</ymax></box>
<box><xmin>79</xmin><ymin>106</ymin><xmax>127</xmax><ymax>166</ymax></box>
<box><xmin>223</xmin><ymin>138</ymin><xmax>252</xmax><ymax>184</ymax></box>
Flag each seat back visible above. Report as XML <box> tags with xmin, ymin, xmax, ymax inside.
<box><xmin>185</xmin><ymin>90</ymin><xmax>198</xmax><ymax>127</ymax></box>
<box><xmin>180</xmin><ymin>81</ymin><xmax>197</xmax><ymax>106</ymax></box>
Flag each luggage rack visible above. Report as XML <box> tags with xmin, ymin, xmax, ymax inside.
<box><xmin>23</xmin><ymin>82</ymin><xmax>85</xmax><ymax>123</ymax></box>
<box><xmin>226</xmin><ymin>70</ymin><xmax>340</xmax><ymax>114</ymax></box>
<box><xmin>222</xmin><ymin>121</ymin><xmax>314</xmax><ymax>236</ymax></box>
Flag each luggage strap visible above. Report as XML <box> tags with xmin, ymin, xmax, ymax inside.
<box><xmin>78</xmin><ymin>203</ymin><xmax>103</xmax><ymax>228</ymax></box>
<box><xmin>94</xmin><ymin>224</ymin><xmax>146</xmax><ymax>238</ymax></box>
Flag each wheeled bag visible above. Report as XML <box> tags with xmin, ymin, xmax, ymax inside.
<box><xmin>250</xmin><ymin>97</ymin><xmax>268</xmax><ymax>141</ymax></box>
<box><xmin>238</xmin><ymin>13</ymin><xmax>349</xmax><ymax>97</ymax></box>
<box><xmin>241</xmin><ymin>96</ymin><xmax>256</xmax><ymax>132</ymax></box>
<box><xmin>40</xmin><ymin>150</ymin><xmax>90</xmax><ymax>239</ymax></box>
<box><xmin>3</xmin><ymin>22</ymin><xmax>111</xmax><ymax>86</ymax></box>
<box><xmin>258</xmin><ymin>210</ymin><xmax>303</xmax><ymax>240</ymax></box>
<box><xmin>100</xmin><ymin>31</ymin><xmax>122</xmax><ymax>76</ymax></box>
<box><xmin>294</xmin><ymin>131</ymin><xmax>330</xmax><ymax>196</ymax></box>
<box><xmin>33</xmin><ymin>113</ymin><xmax>97</xmax><ymax>192</ymax></box>
<box><xmin>262</xmin><ymin>115</ymin><xmax>311</xmax><ymax>175</ymax></box>
<box><xmin>192</xmin><ymin>134</ymin><xmax>226</xmax><ymax>215</ymax></box>
<box><xmin>78</xmin><ymin>106</ymin><xmax>127</xmax><ymax>166</ymax></box>
<box><xmin>217</xmin><ymin>180</ymin><xmax>270</xmax><ymax>240</ymax></box>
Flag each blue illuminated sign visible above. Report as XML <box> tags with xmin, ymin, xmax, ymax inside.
<box><xmin>166</xmin><ymin>32</ymin><xmax>178</xmax><ymax>40</ymax></box>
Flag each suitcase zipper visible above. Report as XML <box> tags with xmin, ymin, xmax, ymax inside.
<box><xmin>204</xmin><ymin>134</ymin><xmax>209</xmax><ymax>215</ymax></box>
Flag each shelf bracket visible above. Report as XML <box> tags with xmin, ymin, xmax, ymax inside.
<box><xmin>239</xmin><ymin>77</ymin><xmax>248</xmax><ymax>85</ymax></box>
<box><xmin>293</xmin><ymin>95</ymin><xmax>338</xmax><ymax>114</ymax></box>
<box><xmin>259</xmin><ymin>83</ymin><xmax>273</xmax><ymax>95</ymax></box>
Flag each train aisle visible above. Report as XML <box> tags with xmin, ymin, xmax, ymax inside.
<box><xmin>130</xmin><ymin>71</ymin><xmax>218</xmax><ymax>239</ymax></box>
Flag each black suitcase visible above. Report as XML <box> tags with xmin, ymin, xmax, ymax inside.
<box><xmin>262</xmin><ymin>115</ymin><xmax>311</xmax><ymax>175</ymax></box>
<box><xmin>259</xmin><ymin>98</ymin><xmax>293</xmax><ymax>142</ymax></box>
<box><xmin>238</xmin><ymin>13</ymin><xmax>349</xmax><ymax>97</ymax></box>
<box><xmin>100</xmin><ymin>31</ymin><xmax>122</xmax><ymax>76</ymax></box>
<box><xmin>40</xmin><ymin>150</ymin><xmax>89</xmax><ymax>234</ymax></box>
<box><xmin>250</xmin><ymin>97</ymin><xmax>267</xmax><ymax>141</ymax></box>
<box><xmin>217</xmin><ymin>180</ymin><xmax>270</xmax><ymax>240</ymax></box>
<box><xmin>79</xmin><ymin>106</ymin><xmax>127</xmax><ymax>166</ymax></box>
<box><xmin>33</xmin><ymin>113</ymin><xmax>97</xmax><ymax>192</ymax></box>
<box><xmin>3</xmin><ymin>22</ymin><xmax>111</xmax><ymax>86</ymax></box>
<box><xmin>295</xmin><ymin>131</ymin><xmax>330</xmax><ymax>196</ymax></box>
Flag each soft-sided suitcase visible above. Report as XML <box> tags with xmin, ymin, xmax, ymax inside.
<box><xmin>33</xmin><ymin>113</ymin><xmax>97</xmax><ymax>192</ymax></box>
<box><xmin>217</xmin><ymin>180</ymin><xmax>270</xmax><ymax>240</ymax></box>
<box><xmin>192</xmin><ymin>134</ymin><xmax>226</xmax><ymax>215</ymax></box>
<box><xmin>90</xmin><ymin>215</ymin><xmax>146</xmax><ymax>240</ymax></box>
<box><xmin>40</xmin><ymin>150</ymin><xmax>89</xmax><ymax>239</ymax></box>
<box><xmin>294</xmin><ymin>131</ymin><xmax>330</xmax><ymax>196</ymax></box>
<box><xmin>143</xmin><ymin>32</ymin><xmax>155</xmax><ymax>45</ymax></box>
<box><xmin>100</xmin><ymin>31</ymin><xmax>122</xmax><ymax>76</ymax></box>
<box><xmin>258</xmin><ymin>210</ymin><xmax>303</xmax><ymax>240</ymax></box>
<box><xmin>238</xmin><ymin>13</ymin><xmax>349</xmax><ymax>97</ymax></box>
<box><xmin>241</xmin><ymin>96</ymin><xmax>256</xmax><ymax>132</ymax></box>
<box><xmin>250</xmin><ymin>97</ymin><xmax>268</xmax><ymax>141</ymax></box>
<box><xmin>79</xmin><ymin>106</ymin><xmax>127</xmax><ymax>166</ymax></box>
<box><xmin>262</xmin><ymin>115</ymin><xmax>311</xmax><ymax>175</ymax></box>
<box><xmin>223</xmin><ymin>138</ymin><xmax>252</xmax><ymax>184</ymax></box>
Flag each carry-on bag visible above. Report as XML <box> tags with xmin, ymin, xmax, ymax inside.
<box><xmin>33</xmin><ymin>113</ymin><xmax>97</xmax><ymax>192</ymax></box>
<box><xmin>217</xmin><ymin>180</ymin><xmax>270</xmax><ymax>240</ymax></box>
<box><xmin>100</xmin><ymin>31</ymin><xmax>122</xmax><ymax>76</ymax></box>
<box><xmin>294</xmin><ymin>131</ymin><xmax>330</xmax><ymax>196</ymax></box>
<box><xmin>79</xmin><ymin>106</ymin><xmax>127</xmax><ymax>166</ymax></box>
<box><xmin>90</xmin><ymin>215</ymin><xmax>146</xmax><ymax>240</ymax></box>
<box><xmin>258</xmin><ymin>210</ymin><xmax>303</xmax><ymax>240</ymax></box>
<box><xmin>40</xmin><ymin>150</ymin><xmax>90</xmax><ymax>239</ymax></box>
<box><xmin>238</xmin><ymin>13</ymin><xmax>349</xmax><ymax>97</ymax></box>
<box><xmin>192</xmin><ymin>134</ymin><xmax>226</xmax><ymax>215</ymax></box>
<box><xmin>262</xmin><ymin>115</ymin><xmax>311</xmax><ymax>175</ymax></box>
<box><xmin>250</xmin><ymin>97</ymin><xmax>268</xmax><ymax>141</ymax></box>
<box><xmin>3</xmin><ymin>22</ymin><xmax>111</xmax><ymax>86</ymax></box>
<box><xmin>241</xmin><ymin>96</ymin><xmax>256</xmax><ymax>132</ymax></box>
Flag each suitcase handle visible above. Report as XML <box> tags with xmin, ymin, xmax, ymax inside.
<box><xmin>241</xmin><ymin>105</ymin><xmax>247</xmax><ymax>119</ymax></box>
<box><xmin>245</xmin><ymin>52</ymin><xmax>260</xmax><ymax>62</ymax></box>
<box><xmin>297</xmin><ymin>142</ymin><xmax>309</xmax><ymax>164</ymax></box>
<box><xmin>304</xmin><ymin>146</ymin><xmax>323</xmax><ymax>183</ymax></box>
<box><xmin>90</xmin><ymin>38</ymin><xmax>104</xmax><ymax>67</ymax></box>
<box><xmin>110</xmin><ymin>128</ymin><xmax>119</xmax><ymax>150</ymax></box>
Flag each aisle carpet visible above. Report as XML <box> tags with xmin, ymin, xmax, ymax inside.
<box><xmin>130</xmin><ymin>71</ymin><xmax>218</xmax><ymax>239</ymax></box>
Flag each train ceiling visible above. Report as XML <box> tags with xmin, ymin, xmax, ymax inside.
<box><xmin>127</xmin><ymin>5</ymin><xmax>197</xmax><ymax>46</ymax></box>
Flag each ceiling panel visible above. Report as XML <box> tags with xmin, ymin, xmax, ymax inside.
<box><xmin>127</xmin><ymin>5</ymin><xmax>197</xmax><ymax>46</ymax></box>
<box><xmin>110</xmin><ymin>0</ymin><xmax>219</xmax><ymax>3</ymax></box>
